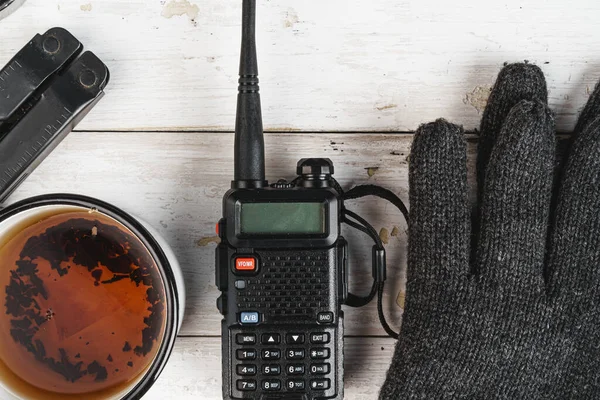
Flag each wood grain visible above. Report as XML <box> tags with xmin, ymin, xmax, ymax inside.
<box><xmin>0</xmin><ymin>0</ymin><xmax>598</xmax><ymax>132</ymax></box>
<box><xmin>145</xmin><ymin>337</ymin><xmax>397</xmax><ymax>400</ymax></box>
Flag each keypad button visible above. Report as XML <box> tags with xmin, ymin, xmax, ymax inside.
<box><xmin>287</xmin><ymin>364</ymin><xmax>305</xmax><ymax>375</ymax></box>
<box><xmin>287</xmin><ymin>379</ymin><xmax>306</xmax><ymax>391</ymax></box>
<box><xmin>317</xmin><ymin>312</ymin><xmax>334</xmax><ymax>324</ymax></box>
<box><xmin>310</xmin><ymin>332</ymin><xmax>330</xmax><ymax>344</ymax></box>
<box><xmin>236</xmin><ymin>349</ymin><xmax>257</xmax><ymax>360</ymax></box>
<box><xmin>236</xmin><ymin>364</ymin><xmax>257</xmax><ymax>376</ymax></box>
<box><xmin>263</xmin><ymin>364</ymin><xmax>281</xmax><ymax>375</ymax></box>
<box><xmin>261</xmin><ymin>333</ymin><xmax>281</xmax><ymax>344</ymax></box>
<box><xmin>310</xmin><ymin>348</ymin><xmax>330</xmax><ymax>359</ymax></box>
<box><xmin>235</xmin><ymin>257</ymin><xmax>256</xmax><ymax>271</ymax></box>
<box><xmin>310</xmin><ymin>363</ymin><xmax>330</xmax><ymax>375</ymax></box>
<box><xmin>262</xmin><ymin>380</ymin><xmax>281</xmax><ymax>391</ymax></box>
<box><xmin>310</xmin><ymin>379</ymin><xmax>330</xmax><ymax>390</ymax></box>
<box><xmin>286</xmin><ymin>349</ymin><xmax>306</xmax><ymax>360</ymax></box>
<box><xmin>286</xmin><ymin>333</ymin><xmax>305</xmax><ymax>344</ymax></box>
<box><xmin>262</xmin><ymin>349</ymin><xmax>281</xmax><ymax>360</ymax></box>
<box><xmin>237</xmin><ymin>380</ymin><xmax>257</xmax><ymax>391</ymax></box>
<box><xmin>240</xmin><ymin>311</ymin><xmax>260</xmax><ymax>325</ymax></box>
<box><xmin>236</xmin><ymin>333</ymin><xmax>256</xmax><ymax>345</ymax></box>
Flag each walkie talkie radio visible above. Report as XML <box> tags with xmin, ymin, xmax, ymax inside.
<box><xmin>215</xmin><ymin>2</ymin><xmax>345</xmax><ymax>398</ymax></box>
<box><xmin>216</xmin><ymin>1</ymin><xmax>408</xmax><ymax>399</ymax></box>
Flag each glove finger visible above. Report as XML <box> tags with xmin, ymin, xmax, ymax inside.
<box><xmin>478</xmin><ymin>63</ymin><xmax>548</xmax><ymax>199</ymax></box>
<box><xmin>408</xmin><ymin>119</ymin><xmax>470</xmax><ymax>285</ymax></box>
<box><xmin>476</xmin><ymin>100</ymin><xmax>555</xmax><ymax>290</ymax></box>
<box><xmin>547</xmin><ymin>117</ymin><xmax>600</xmax><ymax>299</ymax></box>
<box><xmin>574</xmin><ymin>79</ymin><xmax>600</xmax><ymax>134</ymax></box>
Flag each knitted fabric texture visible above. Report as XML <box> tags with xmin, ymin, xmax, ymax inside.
<box><xmin>380</xmin><ymin>63</ymin><xmax>600</xmax><ymax>399</ymax></box>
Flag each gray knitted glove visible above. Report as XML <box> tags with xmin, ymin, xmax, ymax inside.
<box><xmin>380</xmin><ymin>63</ymin><xmax>600</xmax><ymax>399</ymax></box>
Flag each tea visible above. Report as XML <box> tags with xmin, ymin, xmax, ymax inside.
<box><xmin>0</xmin><ymin>206</ymin><xmax>167</xmax><ymax>399</ymax></box>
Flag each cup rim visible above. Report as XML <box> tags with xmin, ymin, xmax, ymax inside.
<box><xmin>0</xmin><ymin>193</ymin><xmax>180</xmax><ymax>400</ymax></box>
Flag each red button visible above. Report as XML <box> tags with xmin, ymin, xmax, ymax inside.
<box><xmin>216</xmin><ymin>222</ymin><xmax>220</xmax><ymax>236</ymax></box>
<box><xmin>236</xmin><ymin>258</ymin><xmax>256</xmax><ymax>271</ymax></box>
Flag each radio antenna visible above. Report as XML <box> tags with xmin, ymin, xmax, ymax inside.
<box><xmin>233</xmin><ymin>0</ymin><xmax>266</xmax><ymax>188</ymax></box>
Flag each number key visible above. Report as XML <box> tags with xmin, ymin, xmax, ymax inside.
<box><xmin>310</xmin><ymin>363</ymin><xmax>330</xmax><ymax>375</ymax></box>
<box><xmin>262</xmin><ymin>380</ymin><xmax>282</xmax><ymax>391</ymax></box>
<box><xmin>287</xmin><ymin>364</ymin><xmax>305</xmax><ymax>375</ymax></box>
<box><xmin>236</xmin><ymin>364</ymin><xmax>257</xmax><ymax>376</ymax></box>
<box><xmin>287</xmin><ymin>379</ymin><xmax>305</xmax><ymax>391</ymax></box>
<box><xmin>286</xmin><ymin>349</ymin><xmax>305</xmax><ymax>360</ymax></box>
<box><xmin>237</xmin><ymin>380</ymin><xmax>257</xmax><ymax>391</ymax></box>
<box><xmin>262</xmin><ymin>349</ymin><xmax>281</xmax><ymax>360</ymax></box>
<box><xmin>236</xmin><ymin>349</ymin><xmax>256</xmax><ymax>360</ymax></box>
<box><xmin>263</xmin><ymin>364</ymin><xmax>281</xmax><ymax>375</ymax></box>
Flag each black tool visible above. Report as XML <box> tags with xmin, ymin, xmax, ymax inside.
<box><xmin>216</xmin><ymin>1</ymin><xmax>409</xmax><ymax>399</ymax></box>
<box><xmin>0</xmin><ymin>27</ymin><xmax>109</xmax><ymax>203</ymax></box>
<box><xmin>0</xmin><ymin>0</ymin><xmax>25</xmax><ymax>20</ymax></box>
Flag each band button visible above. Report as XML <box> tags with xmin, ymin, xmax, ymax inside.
<box><xmin>317</xmin><ymin>312</ymin><xmax>334</xmax><ymax>324</ymax></box>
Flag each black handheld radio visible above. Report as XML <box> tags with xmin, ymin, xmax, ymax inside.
<box><xmin>216</xmin><ymin>1</ymin><xmax>408</xmax><ymax>399</ymax></box>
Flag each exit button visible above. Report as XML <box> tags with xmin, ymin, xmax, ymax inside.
<box><xmin>235</xmin><ymin>257</ymin><xmax>256</xmax><ymax>272</ymax></box>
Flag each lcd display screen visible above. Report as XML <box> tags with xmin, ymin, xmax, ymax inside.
<box><xmin>240</xmin><ymin>202</ymin><xmax>326</xmax><ymax>235</ymax></box>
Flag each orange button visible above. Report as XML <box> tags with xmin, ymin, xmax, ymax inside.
<box><xmin>235</xmin><ymin>257</ymin><xmax>256</xmax><ymax>271</ymax></box>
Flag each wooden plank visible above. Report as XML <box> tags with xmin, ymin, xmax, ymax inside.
<box><xmin>145</xmin><ymin>337</ymin><xmax>396</xmax><ymax>399</ymax></box>
<box><xmin>5</xmin><ymin>131</ymin><xmax>477</xmax><ymax>337</ymax></box>
<box><xmin>0</xmin><ymin>0</ymin><xmax>597</xmax><ymax>132</ymax></box>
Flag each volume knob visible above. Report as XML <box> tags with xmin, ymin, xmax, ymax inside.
<box><xmin>296</xmin><ymin>158</ymin><xmax>334</xmax><ymax>188</ymax></box>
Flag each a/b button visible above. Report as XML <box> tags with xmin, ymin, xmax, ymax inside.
<box><xmin>240</xmin><ymin>312</ymin><xmax>260</xmax><ymax>325</ymax></box>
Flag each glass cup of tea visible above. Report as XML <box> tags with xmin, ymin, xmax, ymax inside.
<box><xmin>0</xmin><ymin>194</ymin><xmax>185</xmax><ymax>399</ymax></box>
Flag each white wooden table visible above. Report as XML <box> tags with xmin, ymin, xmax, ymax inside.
<box><xmin>1</xmin><ymin>1</ymin><xmax>598</xmax><ymax>398</ymax></box>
